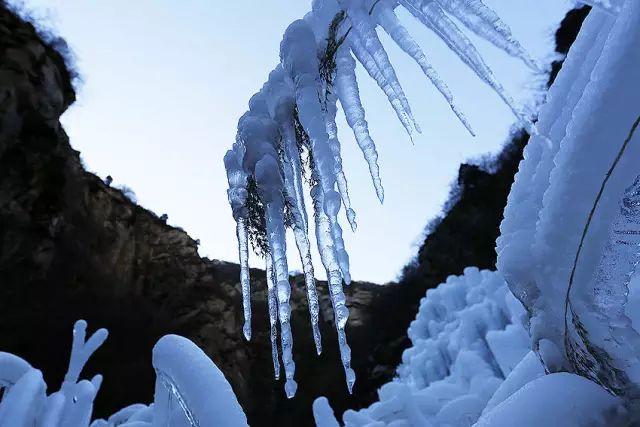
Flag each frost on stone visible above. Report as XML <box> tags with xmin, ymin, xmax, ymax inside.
<box><xmin>224</xmin><ymin>0</ymin><xmax>535</xmax><ymax>396</ymax></box>
<box><xmin>315</xmin><ymin>269</ymin><xmax>533</xmax><ymax>426</ymax></box>
<box><xmin>0</xmin><ymin>321</ymin><xmax>248</xmax><ymax>427</ymax></box>
<box><xmin>497</xmin><ymin>0</ymin><xmax>640</xmax><ymax>404</ymax></box>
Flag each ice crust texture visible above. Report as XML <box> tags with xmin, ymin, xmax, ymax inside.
<box><xmin>224</xmin><ymin>0</ymin><xmax>535</xmax><ymax>397</ymax></box>
<box><xmin>314</xmin><ymin>269</ymin><xmax>628</xmax><ymax>426</ymax></box>
<box><xmin>0</xmin><ymin>321</ymin><xmax>248</xmax><ymax>427</ymax></box>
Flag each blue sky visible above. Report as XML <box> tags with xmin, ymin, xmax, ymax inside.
<box><xmin>20</xmin><ymin>0</ymin><xmax>572</xmax><ymax>283</ymax></box>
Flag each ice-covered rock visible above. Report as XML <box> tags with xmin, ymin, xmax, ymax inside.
<box><xmin>317</xmin><ymin>268</ymin><xmax>532</xmax><ymax>426</ymax></box>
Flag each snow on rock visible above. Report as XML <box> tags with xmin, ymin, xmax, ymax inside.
<box><xmin>316</xmin><ymin>268</ymin><xmax>532</xmax><ymax>426</ymax></box>
<box><xmin>314</xmin><ymin>265</ymin><xmax>637</xmax><ymax>426</ymax></box>
<box><xmin>225</xmin><ymin>0</ymin><xmax>535</xmax><ymax>396</ymax></box>
<box><xmin>0</xmin><ymin>321</ymin><xmax>248</xmax><ymax>427</ymax></box>
<box><xmin>481</xmin><ymin>351</ymin><xmax>546</xmax><ymax>414</ymax></box>
<box><xmin>497</xmin><ymin>0</ymin><xmax>640</xmax><ymax>403</ymax></box>
<box><xmin>475</xmin><ymin>373</ymin><xmax>626</xmax><ymax>427</ymax></box>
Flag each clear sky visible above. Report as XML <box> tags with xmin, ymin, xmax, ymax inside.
<box><xmin>18</xmin><ymin>0</ymin><xmax>573</xmax><ymax>283</ymax></box>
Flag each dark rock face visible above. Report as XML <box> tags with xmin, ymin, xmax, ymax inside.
<box><xmin>548</xmin><ymin>6</ymin><xmax>591</xmax><ymax>87</ymax></box>
<box><xmin>0</xmin><ymin>3</ymin><xmax>590</xmax><ymax>426</ymax></box>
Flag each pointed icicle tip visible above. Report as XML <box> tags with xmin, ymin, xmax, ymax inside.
<box><xmin>346</xmin><ymin>368</ymin><xmax>356</xmax><ymax>394</ymax></box>
<box><xmin>376</xmin><ymin>184</ymin><xmax>385</xmax><ymax>204</ymax></box>
<box><xmin>285</xmin><ymin>379</ymin><xmax>298</xmax><ymax>398</ymax></box>
<box><xmin>243</xmin><ymin>324</ymin><xmax>252</xmax><ymax>341</ymax></box>
<box><xmin>346</xmin><ymin>208</ymin><xmax>357</xmax><ymax>232</ymax></box>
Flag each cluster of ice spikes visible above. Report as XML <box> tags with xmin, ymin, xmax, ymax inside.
<box><xmin>224</xmin><ymin>0</ymin><xmax>536</xmax><ymax>397</ymax></box>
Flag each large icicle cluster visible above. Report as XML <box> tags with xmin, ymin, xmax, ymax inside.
<box><xmin>313</xmin><ymin>269</ymin><xmax>628</xmax><ymax>426</ymax></box>
<box><xmin>0</xmin><ymin>320</ymin><xmax>248</xmax><ymax>427</ymax></box>
<box><xmin>497</xmin><ymin>0</ymin><xmax>640</xmax><ymax>408</ymax></box>
<box><xmin>224</xmin><ymin>0</ymin><xmax>535</xmax><ymax>397</ymax></box>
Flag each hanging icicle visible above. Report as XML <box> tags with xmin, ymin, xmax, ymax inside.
<box><xmin>224</xmin><ymin>0</ymin><xmax>536</xmax><ymax>397</ymax></box>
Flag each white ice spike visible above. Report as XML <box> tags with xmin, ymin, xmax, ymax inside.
<box><xmin>312</xmin><ymin>183</ymin><xmax>356</xmax><ymax>393</ymax></box>
<box><xmin>343</xmin><ymin>2</ymin><xmax>421</xmax><ymax>134</ymax></box>
<box><xmin>292</xmin><ymin>224</ymin><xmax>323</xmax><ymax>355</ymax></box>
<box><xmin>237</xmin><ymin>218</ymin><xmax>252</xmax><ymax>341</ymax></box>
<box><xmin>277</xmin><ymin>102</ymin><xmax>323</xmax><ymax>354</ymax></box>
<box><xmin>255</xmin><ymin>154</ymin><xmax>297</xmax><ymax>398</ymax></box>
<box><xmin>265</xmin><ymin>255</ymin><xmax>281</xmax><ymax>379</ymax></box>
<box><xmin>401</xmin><ymin>0</ymin><xmax>533</xmax><ymax>132</ymax></box>
<box><xmin>344</xmin><ymin>7</ymin><xmax>418</xmax><ymax>139</ymax></box>
<box><xmin>326</xmin><ymin>89</ymin><xmax>357</xmax><ymax>231</ymax></box>
<box><xmin>434</xmin><ymin>0</ymin><xmax>539</xmax><ymax>69</ymax></box>
<box><xmin>224</xmin><ymin>147</ymin><xmax>252</xmax><ymax>341</ymax></box>
<box><xmin>374</xmin><ymin>3</ymin><xmax>475</xmax><ymax>135</ymax></box>
<box><xmin>334</xmin><ymin>47</ymin><xmax>385</xmax><ymax>203</ymax></box>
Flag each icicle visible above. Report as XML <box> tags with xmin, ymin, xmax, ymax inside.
<box><xmin>282</xmin><ymin>179</ymin><xmax>323</xmax><ymax>354</ymax></box>
<box><xmin>326</xmin><ymin>90</ymin><xmax>357</xmax><ymax>231</ymax></box>
<box><xmin>326</xmin><ymin>189</ymin><xmax>352</xmax><ymax>286</ymax></box>
<box><xmin>334</xmin><ymin>47</ymin><xmax>385</xmax><ymax>203</ymax></box>
<box><xmin>224</xmin><ymin>148</ymin><xmax>252</xmax><ymax>341</ymax></box>
<box><xmin>312</xmin><ymin>183</ymin><xmax>356</xmax><ymax>393</ymax></box>
<box><xmin>265</xmin><ymin>255</ymin><xmax>282</xmax><ymax>379</ymax></box>
<box><xmin>343</xmin><ymin>2</ymin><xmax>421</xmax><ymax>134</ymax></box>
<box><xmin>374</xmin><ymin>4</ymin><xmax>475</xmax><ymax>135</ymax></box>
<box><xmin>434</xmin><ymin>0</ymin><xmax>539</xmax><ymax>70</ymax></box>
<box><xmin>236</xmin><ymin>218</ymin><xmax>252</xmax><ymax>341</ymax></box>
<box><xmin>400</xmin><ymin>0</ymin><xmax>533</xmax><ymax>132</ymax></box>
<box><xmin>343</xmin><ymin>11</ymin><xmax>418</xmax><ymax>139</ymax></box>
<box><xmin>281</xmin><ymin>20</ymin><xmax>351</xmax><ymax>285</ymax></box>
<box><xmin>276</xmin><ymin>99</ymin><xmax>323</xmax><ymax>355</ymax></box>
<box><xmin>293</xmin><ymin>224</ymin><xmax>323</xmax><ymax>354</ymax></box>
<box><xmin>277</xmin><ymin>104</ymin><xmax>310</xmax><ymax>232</ymax></box>
<box><xmin>255</xmin><ymin>155</ymin><xmax>298</xmax><ymax>398</ymax></box>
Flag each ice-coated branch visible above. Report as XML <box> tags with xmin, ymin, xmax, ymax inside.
<box><xmin>225</xmin><ymin>0</ymin><xmax>535</xmax><ymax>397</ymax></box>
<box><xmin>62</xmin><ymin>320</ymin><xmax>108</xmax><ymax>390</ymax></box>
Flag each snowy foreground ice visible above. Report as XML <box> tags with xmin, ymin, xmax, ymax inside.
<box><xmin>0</xmin><ymin>320</ymin><xmax>247</xmax><ymax>427</ymax></box>
<box><xmin>313</xmin><ymin>269</ymin><xmax>629</xmax><ymax>426</ymax></box>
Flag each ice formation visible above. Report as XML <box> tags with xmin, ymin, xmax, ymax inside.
<box><xmin>314</xmin><ymin>269</ymin><xmax>533</xmax><ymax>426</ymax></box>
<box><xmin>224</xmin><ymin>0</ymin><xmax>534</xmax><ymax>396</ymax></box>
<box><xmin>497</xmin><ymin>0</ymin><xmax>640</xmax><ymax>403</ymax></box>
<box><xmin>0</xmin><ymin>321</ymin><xmax>248</xmax><ymax>427</ymax></box>
<box><xmin>313</xmin><ymin>0</ymin><xmax>640</xmax><ymax>424</ymax></box>
<box><xmin>314</xmin><ymin>269</ymin><xmax>629</xmax><ymax>426</ymax></box>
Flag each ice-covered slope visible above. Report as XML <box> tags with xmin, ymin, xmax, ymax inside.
<box><xmin>325</xmin><ymin>268</ymin><xmax>534</xmax><ymax>426</ymax></box>
<box><xmin>315</xmin><ymin>269</ymin><xmax>628</xmax><ymax>426</ymax></box>
<box><xmin>497</xmin><ymin>0</ymin><xmax>640</xmax><ymax>403</ymax></box>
